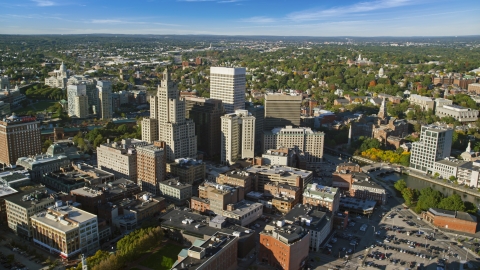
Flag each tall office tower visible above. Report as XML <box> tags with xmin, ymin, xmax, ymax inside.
<box><xmin>210</xmin><ymin>67</ymin><xmax>246</xmax><ymax>114</ymax></box>
<box><xmin>143</xmin><ymin>69</ymin><xmax>196</xmax><ymax>161</ymax></box>
<box><xmin>136</xmin><ymin>141</ymin><xmax>166</xmax><ymax>195</ymax></box>
<box><xmin>67</xmin><ymin>84</ymin><xmax>88</xmax><ymax>118</ymax></box>
<box><xmin>97</xmin><ymin>81</ymin><xmax>112</xmax><ymax>119</ymax></box>
<box><xmin>264</xmin><ymin>126</ymin><xmax>325</xmax><ymax>169</ymax></box>
<box><xmin>410</xmin><ymin>125</ymin><xmax>453</xmax><ymax>173</ymax></box>
<box><xmin>141</xmin><ymin>118</ymin><xmax>158</xmax><ymax>143</ymax></box>
<box><xmin>184</xmin><ymin>97</ymin><xmax>224</xmax><ymax>158</ymax></box>
<box><xmin>246</xmin><ymin>102</ymin><xmax>265</xmax><ymax>155</ymax></box>
<box><xmin>0</xmin><ymin>114</ymin><xmax>41</xmax><ymax>167</ymax></box>
<box><xmin>221</xmin><ymin>109</ymin><xmax>255</xmax><ymax>165</ymax></box>
<box><xmin>264</xmin><ymin>93</ymin><xmax>302</xmax><ymax>131</ymax></box>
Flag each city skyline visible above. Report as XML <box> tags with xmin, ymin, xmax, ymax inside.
<box><xmin>0</xmin><ymin>0</ymin><xmax>478</xmax><ymax>36</ymax></box>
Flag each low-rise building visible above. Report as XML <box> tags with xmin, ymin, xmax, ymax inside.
<box><xmin>0</xmin><ymin>185</ymin><xmax>18</xmax><ymax>225</ymax></box>
<box><xmin>245</xmin><ymin>165</ymin><xmax>313</xmax><ymax>192</ymax></box>
<box><xmin>31</xmin><ymin>203</ymin><xmax>99</xmax><ymax>258</ymax></box>
<box><xmin>166</xmin><ymin>158</ymin><xmax>205</xmax><ymax>184</ymax></box>
<box><xmin>222</xmin><ymin>200</ymin><xmax>263</xmax><ymax>227</ymax></box>
<box><xmin>435</xmin><ymin>105</ymin><xmax>478</xmax><ymax>122</ymax></box>
<box><xmin>421</xmin><ymin>208</ymin><xmax>477</xmax><ymax>234</ymax></box>
<box><xmin>302</xmin><ymin>184</ymin><xmax>339</xmax><ymax>212</ymax></box>
<box><xmin>113</xmin><ymin>192</ymin><xmax>164</xmax><ymax>229</ymax></box>
<box><xmin>339</xmin><ymin>197</ymin><xmax>376</xmax><ymax>215</ymax></box>
<box><xmin>434</xmin><ymin>98</ymin><xmax>453</xmax><ymax>108</ymax></box>
<box><xmin>408</xmin><ymin>94</ymin><xmax>434</xmax><ymax>111</ymax></box>
<box><xmin>433</xmin><ymin>157</ymin><xmax>468</xmax><ymax>180</ymax></box>
<box><xmin>351</xmin><ymin>180</ymin><xmax>387</xmax><ymax>205</ymax></box>
<box><xmin>457</xmin><ymin>161</ymin><xmax>480</xmax><ymax>188</ymax></box>
<box><xmin>0</xmin><ymin>170</ymin><xmax>30</xmax><ymax>188</ymax></box>
<box><xmin>161</xmin><ymin>209</ymin><xmax>255</xmax><ymax>258</ymax></box>
<box><xmin>5</xmin><ymin>188</ymin><xmax>55</xmax><ymax>238</ymax></box>
<box><xmin>216</xmin><ymin>170</ymin><xmax>254</xmax><ymax>195</ymax></box>
<box><xmin>172</xmin><ymin>232</ymin><xmax>238</xmax><ymax>270</ymax></box>
<box><xmin>264</xmin><ymin>182</ymin><xmax>301</xmax><ymax>214</ymax></box>
<box><xmin>16</xmin><ymin>144</ymin><xmax>70</xmax><ymax>181</ymax></box>
<box><xmin>158</xmin><ymin>177</ymin><xmax>192</xmax><ymax>205</ymax></box>
<box><xmin>259</xmin><ymin>220</ymin><xmax>310</xmax><ymax>270</ymax></box>
<box><xmin>284</xmin><ymin>204</ymin><xmax>332</xmax><ymax>252</ymax></box>
<box><xmin>468</xmin><ymin>83</ymin><xmax>480</xmax><ymax>94</ymax></box>
<box><xmin>195</xmin><ymin>182</ymin><xmax>241</xmax><ymax>214</ymax></box>
<box><xmin>262</xmin><ymin>148</ymin><xmax>293</xmax><ymax>167</ymax></box>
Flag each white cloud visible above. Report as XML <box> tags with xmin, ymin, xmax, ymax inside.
<box><xmin>287</xmin><ymin>0</ymin><xmax>414</xmax><ymax>21</ymax></box>
<box><xmin>90</xmin><ymin>19</ymin><xmax>123</xmax><ymax>24</ymax></box>
<box><xmin>31</xmin><ymin>0</ymin><xmax>56</xmax><ymax>7</ymax></box>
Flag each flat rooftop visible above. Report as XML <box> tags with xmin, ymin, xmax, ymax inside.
<box><xmin>284</xmin><ymin>204</ymin><xmax>330</xmax><ymax>231</ymax></box>
<box><xmin>0</xmin><ymin>186</ymin><xmax>18</xmax><ymax>198</ymax></box>
<box><xmin>246</xmin><ymin>165</ymin><xmax>312</xmax><ymax>179</ymax></box>
<box><xmin>339</xmin><ymin>197</ymin><xmax>376</xmax><ymax>211</ymax></box>
<box><xmin>172</xmin><ymin>232</ymin><xmax>237</xmax><ymax>270</ymax></box>
<box><xmin>5</xmin><ymin>188</ymin><xmax>55</xmax><ymax>208</ymax></box>
<box><xmin>261</xmin><ymin>220</ymin><xmax>309</xmax><ymax>245</ymax></box>
<box><xmin>303</xmin><ymin>184</ymin><xmax>337</xmax><ymax>201</ymax></box>
<box><xmin>223</xmin><ymin>200</ymin><xmax>263</xmax><ymax>216</ymax></box>
<box><xmin>32</xmin><ymin>205</ymin><xmax>96</xmax><ymax>232</ymax></box>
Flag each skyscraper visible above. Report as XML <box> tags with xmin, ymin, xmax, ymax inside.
<box><xmin>246</xmin><ymin>102</ymin><xmax>265</xmax><ymax>155</ymax></box>
<box><xmin>410</xmin><ymin>125</ymin><xmax>453</xmax><ymax>173</ymax></box>
<box><xmin>142</xmin><ymin>69</ymin><xmax>197</xmax><ymax>161</ymax></box>
<box><xmin>264</xmin><ymin>93</ymin><xmax>302</xmax><ymax>131</ymax></box>
<box><xmin>221</xmin><ymin>109</ymin><xmax>255</xmax><ymax>165</ymax></box>
<box><xmin>184</xmin><ymin>97</ymin><xmax>224</xmax><ymax>158</ymax></box>
<box><xmin>97</xmin><ymin>81</ymin><xmax>112</xmax><ymax>120</ymax></box>
<box><xmin>210</xmin><ymin>67</ymin><xmax>246</xmax><ymax>114</ymax></box>
<box><xmin>0</xmin><ymin>114</ymin><xmax>41</xmax><ymax>167</ymax></box>
<box><xmin>67</xmin><ymin>84</ymin><xmax>88</xmax><ymax>118</ymax></box>
<box><xmin>136</xmin><ymin>141</ymin><xmax>166</xmax><ymax>195</ymax></box>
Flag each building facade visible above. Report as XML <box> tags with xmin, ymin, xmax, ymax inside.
<box><xmin>245</xmin><ymin>102</ymin><xmax>265</xmax><ymax>155</ymax></box>
<box><xmin>97</xmin><ymin>81</ymin><xmax>112</xmax><ymax>120</ymax></box>
<box><xmin>44</xmin><ymin>62</ymin><xmax>68</xmax><ymax>89</ymax></box>
<box><xmin>435</xmin><ymin>105</ymin><xmax>478</xmax><ymax>122</ymax></box>
<box><xmin>210</xmin><ymin>67</ymin><xmax>246</xmax><ymax>114</ymax></box>
<box><xmin>136</xmin><ymin>141</ymin><xmax>166</xmax><ymax>195</ymax></box>
<box><xmin>245</xmin><ymin>165</ymin><xmax>313</xmax><ymax>192</ymax></box>
<box><xmin>263</xmin><ymin>126</ymin><xmax>324</xmax><ymax>169</ymax></box>
<box><xmin>0</xmin><ymin>114</ymin><xmax>41</xmax><ymax>167</ymax></box>
<box><xmin>144</xmin><ymin>69</ymin><xmax>197</xmax><ymax>161</ymax></box>
<box><xmin>221</xmin><ymin>110</ymin><xmax>255</xmax><ymax>165</ymax></box>
<box><xmin>421</xmin><ymin>208</ymin><xmax>477</xmax><ymax>234</ymax></box>
<box><xmin>302</xmin><ymin>184</ymin><xmax>340</xmax><ymax>212</ymax></box>
<box><xmin>16</xmin><ymin>144</ymin><xmax>69</xmax><ymax>181</ymax></box>
<box><xmin>264</xmin><ymin>93</ymin><xmax>302</xmax><ymax>131</ymax></box>
<box><xmin>409</xmin><ymin>125</ymin><xmax>453</xmax><ymax>174</ymax></box>
<box><xmin>31</xmin><ymin>203</ymin><xmax>99</xmax><ymax>258</ymax></box>
<box><xmin>158</xmin><ymin>178</ymin><xmax>192</xmax><ymax>205</ymax></box>
<box><xmin>408</xmin><ymin>94</ymin><xmax>434</xmax><ymax>111</ymax></box>
<box><xmin>184</xmin><ymin>97</ymin><xmax>224</xmax><ymax>158</ymax></box>
<box><xmin>166</xmin><ymin>158</ymin><xmax>205</xmax><ymax>184</ymax></box>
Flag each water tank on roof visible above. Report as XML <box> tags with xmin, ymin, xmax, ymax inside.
<box><xmin>142</xmin><ymin>194</ymin><xmax>150</xmax><ymax>201</ymax></box>
<box><xmin>310</xmin><ymin>183</ymin><xmax>317</xmax><ymax>191</ymax></box>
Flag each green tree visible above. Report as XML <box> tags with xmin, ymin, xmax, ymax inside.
<box><xmin>402</xmin><ymin>187</ymin><xmax>417</xmax><ymax>206</ymax></box>
<box><xmin>416</xmin><ymin>187</ymin><xmax>443</xmax><ymax>211</ymax></box>
<box><xmin>394</xmin><ymin>179</ymin><xmax>407</xmax><ymax>192</ymax></box>
<box><xmin>438</xmin><ymin>194</ymin><xmax>466</xmax><ymax>211</ymax></box>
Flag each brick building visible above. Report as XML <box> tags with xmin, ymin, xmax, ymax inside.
<box><xmin>259</xmin><ymin>221</ymin><xmax>310</xmax><ymax>270</ymax></box>
<box><xmin>422</xmin><ymin>208</ymin><xmax>477</xmax><ymax>234</ymax></box>
<box><xmin>216</xmin><ymin>170</ymin><xmax>254</xmax><ymax>195</ymax></box>
<box><xmin>302</xmin><ymin>184</ymin><xmax>340</xmax><ymax>212</ymax></box>
<box><xmin>263</xmin><ymin>182</ymin><xmax>301</xmax><ymax>214</ymax></box>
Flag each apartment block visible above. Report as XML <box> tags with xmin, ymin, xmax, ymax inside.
<box><xmin>5</xmin><ymin>188</ymin><xmax>55</xmax><ymax>238</ymax></box>
<box><xmin>67</xmin><ymin>84</ymin><xmax>87</xmax><ymax>118</ymax></box>
<box><xmin>136</xmin><ymin>141</ymin><xmax>166</xmax><ymax>195</ymax></box>
<box><xmin>410</xmin><ymin>125</ymin><xmax>453</xmax><ymax>173</ymax></box>
<box><xmin>184</xmin><ymin>97</ymin><xmax>224</xmax><ymax>158</ymax></box>
<box><xmin>221</xmin><ymin>109</ymin><xmax>255</xmax><ymax>165</ymax></box>
<box><xmin>0</xmin><ymin>114</ymin><xmax>41</xmax><ymax>167</ymax></box>
<box><xmin>97</xmin><ymin>139</ymin><xmax>148</xmax><ymax>182</ymax></box>
<box><xmin>259</xmin><ymin>221</ymin><xmax>310</xmax><ymax>270</ymax></box>
<box><xmin>141</xmin><ymin>118</ymin><xmax>158</xmax><ymax>144</ymax></box>
<box><xmin>210</xmin><ymin>67</ymin><xmax>246</xmax><ymax>114</ymax></box>
<box><xmin>264</xmin><ymin>126</ymin><xmax>324</xmax><ymax>169</ymax></box>
<box><xmin>302</xmin><ymin>184</ymin><xmax>340</xmax><ymax>212</ymax></box>
<box><xmin>31</xmin><ymin>203</ymin><xmax>99</xmax><ymax>258</ymax></box>
<box><xmin>97</xmin><ymin>81</ymin><xmax>113</xmax><ymax>120</ymax></box>
<box><xmin>264</xmin><ymin>93</ymin><xmax>302</xmax><ymax>131</ymax></box>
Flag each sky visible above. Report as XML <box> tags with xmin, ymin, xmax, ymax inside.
<box><xmin>0</xmin><ymin>0</ymin><xmax>479</xmax><ymax>36</ymax></box>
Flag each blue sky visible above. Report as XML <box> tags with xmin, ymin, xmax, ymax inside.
<box><xmin>0</xmin><ymin>0</ymin><xmax>479</xmax><ymax>36</ymax></box>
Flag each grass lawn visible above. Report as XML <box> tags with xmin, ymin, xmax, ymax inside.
<box><xmin>140</xmin><ymin>243</ymin><xmax>183</xmax><ymax>270</ymax></box>
<box><xmin>13</xmin><ymin>100</ymin><xmax>57</xmax><ymax>114</ymax></box>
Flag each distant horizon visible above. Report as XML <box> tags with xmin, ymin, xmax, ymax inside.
<box><xmin>1</xmin><ymin>33</ymin><xmax>480</xmax><ymax>38</ymax></box>
<box><xmin>1</xmin><ymin>0</ymin><xmax>479</xmax><ymax>36</ymax></box>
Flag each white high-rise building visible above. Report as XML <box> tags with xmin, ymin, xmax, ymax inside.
<box><xmin>97</xmin><ymin>81</ymin><xmax>112</xmax><ymax>120</ymax></box>
<box><xmin>210</xmin><ymin>67</ymin><xmax>246</xmax><ymax>114</ymax></box>
<box><xmin>221</xmin><ymin>109</ymin><xmax>255</xmax><ymax>165</ymax></box>
<box><xmin>67</xmin><ymin>84</ymin><xmax>88</xmax><ymax>118</ymax></box>
<box><xmin>142</xmin><ymin>69</ymin><xmax>196</xmax><ymax>161</ymax></box>
<box><xmin>410</xmin><ymin>125</ymin><xmax>453</xmax><ymax>173</ymax></box>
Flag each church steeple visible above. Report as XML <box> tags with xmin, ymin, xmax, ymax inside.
<box><xmin>377</xmin><ymin>97</ymin><xmax>387</xmax><ymax>120</ymax></box>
